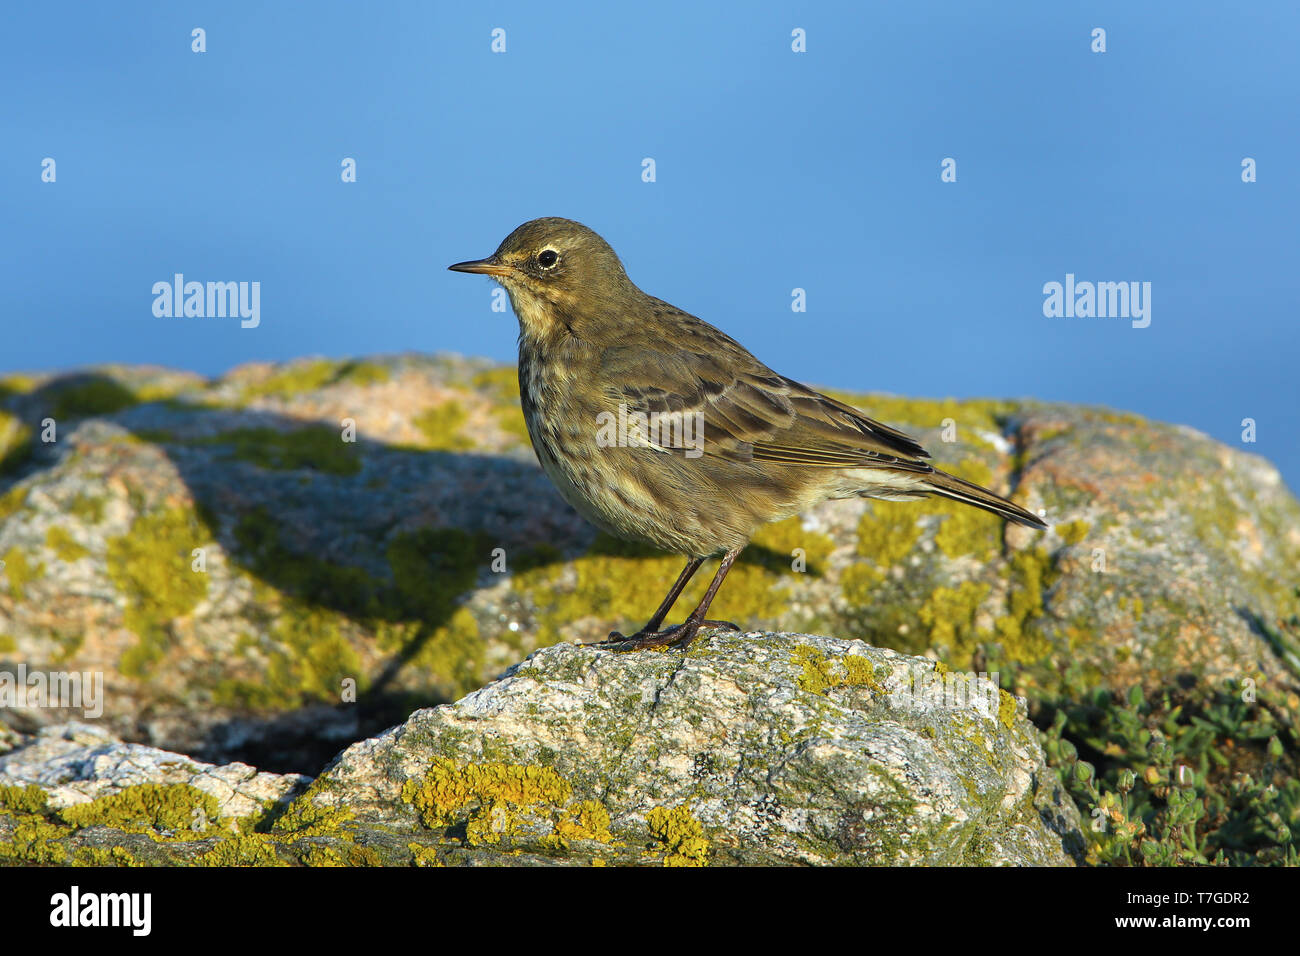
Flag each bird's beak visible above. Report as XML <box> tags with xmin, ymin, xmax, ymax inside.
<box><xmin>448</xmin><ymin>256</ymin><xmax>513</xmax><ymax>278</ymax></box>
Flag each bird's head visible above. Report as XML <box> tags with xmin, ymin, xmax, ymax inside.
<box><xmin>449</xmin><ymin>217</ymin><xmax>634</xmax><ymax>340</ymax></box>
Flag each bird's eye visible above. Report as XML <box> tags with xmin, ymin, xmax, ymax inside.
<box><xmin>537</xmin><ymin>249</ymin><xmax>559</xmax><ymax>269</ymax></box>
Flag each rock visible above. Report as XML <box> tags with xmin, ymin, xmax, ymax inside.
<box><xmin>0</xmin><ymin>632</ymin><xmax>1084</xmax><ymax>866</ymax></box>
<box><xmin>1</xmin><ymin>355</ymin><xmax>1297</xmax><ymax>864</ymax></box>
<box><xmin>0</xmin><ymin>721</ymin><xmax>308</xmax><ymax>820</ymax></box>
<box><xmin>2</xmin><ymin>355</ymin><xmax>1297</xmax><ymax>775</ymax></box>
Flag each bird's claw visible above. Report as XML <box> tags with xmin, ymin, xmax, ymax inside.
<box><xmin>583</xmin><ymin>619</ymin><xmax>739</xmax><ymax>652</ymax></box>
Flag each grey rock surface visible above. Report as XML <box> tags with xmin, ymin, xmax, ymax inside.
<box><xmin>0</xmin><ymin>632</ymin><xmax>1083</xmax><ymax>866</ymax></box>
<box><xmin>0</xmin><ymin>721</ymin><xmax>308</xmax><ymax>820</ymax></box>
<box><xmin>305</xmin><ymin>630</ymin><xmax>1084</xmax><ymax>865</ymax></box>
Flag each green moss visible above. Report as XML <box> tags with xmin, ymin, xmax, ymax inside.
<box><xmin>66</xmin><ymin>493</ymin><xmax>107</xmax><ymax>524</ymax></box>
<box><xmin>45</xmin><ymin>526</ymin><xmax>90</xmax><ymax>562</ymax></box>
<box><xmin>44</xmin><ymin>628</ymin><xmax>85</xmax><ymax>664</ymax></box>
<box><xmin>412</xmin><ymin>401</ymin><xmax>474</xmax><ymax>451</ymax></box>
<box><xmin>0</xmin><ymin>633</ymin><xmax>14</xmax><ymax>653</ymax></box>
<box><xmin>216</xmin><ymin>596</ymin><xmax>368</xmax><ymax>713</ymax></box>
<box><xmin>193</xmin><ymin>425</ymin><xmax>361</xmax><ymax>476</ymax></box>
<box><xmin>646</xmin><ymin>805</ymin><xmax>710</xmax><ymax>867</ymax></box>
<box><xmin>106</xmin><ymin>507</ymin><xmax>210</xmax><ymax>677</ymax></box>
<box><xmin>59</xmin><ymin>783</ymin><xmax>222</xmax><ymax>840</ymax></box>
<box><xmin>50</xmin><ymin>379</ymin><xmax>140</xmax><ymax>419</ymax></box>
<box><xmin>843</xmin><ymin>655</ymin><xmax>880</xmax><ymax>687</ymax></box>
<box><xmin>2</xmin><ymin>547</ymin><xmax>43</xmax><ymax>601</ymax></box>
<box><xmin>131</xmin><ymin>428</ymin><xmax>177</xmax><ymax>444</ymax></box>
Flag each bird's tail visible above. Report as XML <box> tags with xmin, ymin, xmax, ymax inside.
<box><xmin>919</xmin><ymin>469</ymin><xmax>1047</xmax><ymax>530</ymax></box>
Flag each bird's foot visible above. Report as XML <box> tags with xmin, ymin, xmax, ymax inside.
<box><xmin>584</xmin><ymin>618</ymin><xmax>739</xmax><ymax>652</ymax></box>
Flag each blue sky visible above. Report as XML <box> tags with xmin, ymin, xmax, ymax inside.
<box><xmin>2</xmin><ymin>2</ymin><xmax>1297</xmax><ymax>488</ymax></box>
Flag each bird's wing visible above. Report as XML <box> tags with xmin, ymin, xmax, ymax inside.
<box><xmin>597</xmin><ymin>321</ymin><xmax>933</xmax><ymax>472</ymax></box>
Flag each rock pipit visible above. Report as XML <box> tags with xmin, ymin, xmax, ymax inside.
<box><xmin>450</xmin><ymin>218</ymin><xmax>1046</xmax><ymax>651</ymax></box>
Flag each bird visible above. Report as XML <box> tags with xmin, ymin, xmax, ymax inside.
<box><xmin>449</xmin><ymin>217</ymin><xmax>1047</xmax><ymax>652</ymax></box>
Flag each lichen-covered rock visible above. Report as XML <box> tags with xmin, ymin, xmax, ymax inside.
<box><xmin>301</xmin><ymin>631</ymin><xmax>1083</xmax><ymax>865</ymax></box>
<box><xmin>0</xmin><ymin>354</ymin><xmax>1296</xmax><ymax>865</ymax></box>
<box><xmin>0</xmin><ymin>721</ymin><xmax>308</xmax><ymax>820</ymax></box>
<box><xmin>0</xmin><ymin>633</ymin><xmax>1084</xmax><ymax>866</ymax></box>
<box><xmin>0</xmin><ymin>722</ymin><xmax>315</xmax><ymax>866</ymax></box>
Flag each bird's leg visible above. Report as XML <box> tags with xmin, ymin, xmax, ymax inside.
<box><xmin>640</xmin><ymin>556</ymin><xmax>707</xmax><ymax>634</ymax></box>
<box><xmin>586</xmin><ymin>556</ymin><xmax>705</xmax><ymax>646</ymax></box>
<box><xmin>596</xmin><ymin>547</ymin><xmax>744</xmax><ymax>652</ymax></box>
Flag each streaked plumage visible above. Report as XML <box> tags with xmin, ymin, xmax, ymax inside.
<box><xmin>451</xmin><ymin>218</ymin><xmax>1046</xmax><ymax>650</ymax></box>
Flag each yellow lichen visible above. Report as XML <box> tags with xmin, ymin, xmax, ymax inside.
<box><xmin>0</xmin><ymin>412</ymin><xmax>33</xmax><ymax>475</ymax></box>
<box><xmin>997</xmin><ymin>688</ymin><xmax>1018</xmax><ymax>730</ymax></box>
<box><xmin>401</xmin><ymin>759</ymin><xmax>574</xmax><ymax>847</ymax></box>
<box><xmin>2</xmin><ymin>547</ymin><xmax>43</xmax><ymax>601</ymax></box>
<box><xmin>471</xmin><ymin>367</ymin><xmax>531</xmax><ymax>443</ymax></box>
<box><xmin>0</xmin><ymin>485</ymin><xmax>28</xmax><ymax>524</ymax></box>
<box><xmin>412</xmin><ymin>401</ymin><xmax>474</xmax><ymax>451</ymax></box>
<box><xmin>197</xmin><ymin>833</ymin><xmax>287</xmax><ymax>866</ymax></box>
<box><xmin>554</xmin><ymin>800</ymin><xmax>614</xmax><ymax>844</ymax></box>
<box><xmin>106</xmin><ymin>507</ymin><xmax>210</xmax><ymax>677</ymax></box>
<box><xmin>646</xmin><ymin>805</ymin><xmax>710</xmax><ymax>867</ymax></box>
<box><xmin>46</xmin><ymin>526</ymin><xmax>90</xmax><ymax>562</ymax></box>
<box><xmin>1056</xmin><ymin>519</ymin><xmax>1090</xmax><ymax>546</ymax></box>
<box><xmin>520</xmin><ymin>517</ymin><xmax>832</xmax><ymax>644</ymax></box>
<box><xmin>59</xmin><ymin>783</ymin><xmax>222</xmax><ymax>840</ymax></box>
<box><xmin>0</xmin><ymin>784</ymin><xmax>49</xmax><ymax>815</ymax></box>
<box><xmin>792</xmin><ymin>647</ymin><xmax>882</xmax><ymax>695</ymax></box>
<box><xmin>66</xmin><ymin>493</ymin><xmax>107</xmax><ymax>524</ymax></box>
<box><xmin>991</xmin><ymin>547</ymin><xmax>1056</xmax><ymax>664</ymax></box>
